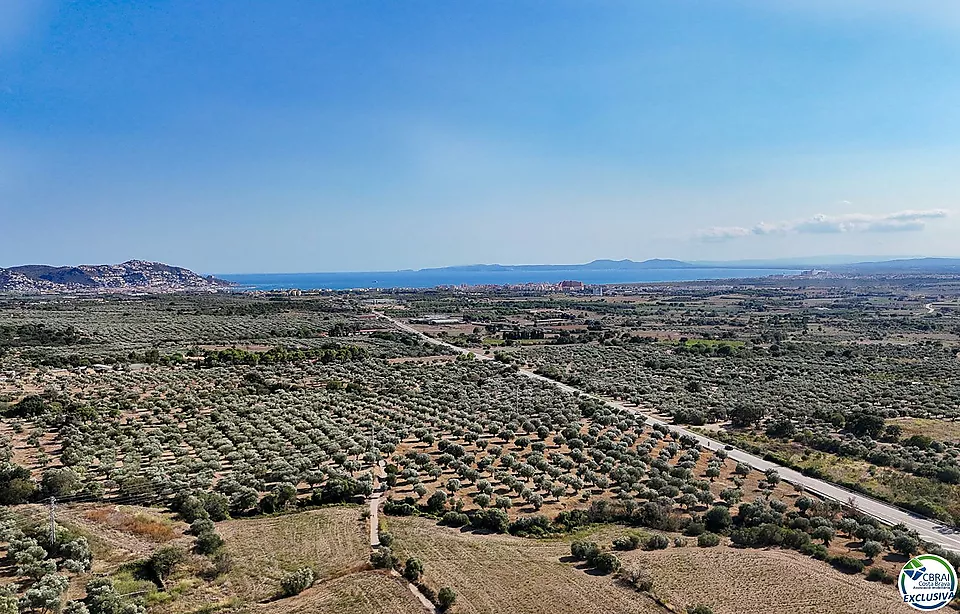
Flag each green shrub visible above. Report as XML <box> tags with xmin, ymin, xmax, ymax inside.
<box><xmin>194</xmin><ymin>530</ymin><xmax>224</xmax><ymax>555</ymax></box>
<box><xmin>469</xmin><ymin>508</ymin><xmax>509</xmax><ymax>533</ymax></box>
<box><xmin>684</xmin><ymin>522</ymin><xmax>705</xmax><ymax>537</ymax></box>
<box><xmin>0</xmin><ymin>462</ymin><xmax>36</xmax><ymax>505</ymax></box>
<box><xmin>704</xmin><ymin>506</ymin><xmax>731</xmax><ymax>533</ymax></box>
<box><xmin>147</xmin><ymin>546</ymin><xmax>186</xmax><ymax>584</ymax></box>
<box><xmin>508</xmin><ymin>515</ymin><xmax>551</xmax><ymax>537</ymax></box>
<box><xmin>440</xmin><ymin>512</ymin><xmax>469</xmax><ymax>527</ymax></box>
<box><xmin>426</xmin><ymin>490</ymin><xmax>448</xmax><ymax>514</ymax></box>
<box><xmin>866</xmin><ymin>567</ymin><xmax>894</xmax><ymax>583</ymax></box>
<box><xmin>189</xmin><ymin>518</ymin><xmax>215</xmax><ymax>536</ymax></box>
<box><xmin>571</xmin><ymin>540</ymin><xmax>600</xmax><ymax>562</ymax></box>
<box><xmin>592</xmin><ymin>552</ymin><xmax>621</xmax><ymax>575</ymax></box>
<box><xmin>384</xmin><ymin>499</ymin><xmax>418</xmax><ymax>516</ymax></box>
<box><xmin>829</xmin><ymin>555</ymin><xmax>865</xmax><ymax>573</ymax></box>
<box><xmin>280</xmin><ymin>567</ymin><xmax>315</xmax><ymax>597</ymax></box>
<box><xmin>370</xmin><ymin>547</ymin><xmax>394</xmax><ymax>569</ymax></box>
<box><xmin>644</xmin><ymin>534</ymin><xmax>669</xmax><ymax>551</ymax></box>
<box><xmin>404</xmin><ymin>558</ymin><xmax>424</xmax><ymax>583</ymax></box>
<box><xmin>437</xmin><ymin>587</ymin><xmax>457</xmax><ymax>612</ymax></box>
<box><xmin>799</xmin><ymin>542</ymin><xmax>828</xmax><ymax>560</ymax></box>
<box><xmin>613</xmin><ymin>534</ymin><xmax>642</xmax><ymax>551</ymax></box>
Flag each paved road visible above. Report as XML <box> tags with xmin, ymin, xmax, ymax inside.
<box><xmin>377</xmin><ymin>312</ymin><xmax>960</xmax><ymax>551</ymax></box>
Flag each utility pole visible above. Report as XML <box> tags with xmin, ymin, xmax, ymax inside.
<box><xmin>48</xmin><ymin>497</ymin><xmax>56</xmax><ymax>544</ymax></box>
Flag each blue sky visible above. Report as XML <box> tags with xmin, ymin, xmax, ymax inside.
<box><xmin>1</xmin><ymin>0</ymin><xmax>958</xmax><ymax>273</ymax></box>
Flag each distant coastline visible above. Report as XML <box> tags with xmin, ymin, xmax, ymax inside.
<box><xmin>217</xmin><ymin>267</ymin><xmax>802</xmax><ymax>291</ymax></box>
<box><xmin>6</xmin><ymin>256</ymin><xmax>958</xmax><ymax>294</ymax></box>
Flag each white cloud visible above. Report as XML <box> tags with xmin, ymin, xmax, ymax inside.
<box><xmin>696</xmin><ymin>209</ymin><xmax>949</xmax><ymax>242</ymax></box>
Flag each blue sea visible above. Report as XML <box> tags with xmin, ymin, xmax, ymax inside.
<box><xmin>217</xmin><ymin>268</ymin><xmax>802</xmax><ymax>291</ymax></box>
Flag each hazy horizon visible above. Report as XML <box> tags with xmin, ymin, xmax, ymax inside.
<box><xmin>3</xmin><ymin>1</ymin><xmax>959</xmax><ymax>271</ymax></box>
<box><xmin>207</xmin><ymin>254</ymin><xmax>934</xmax><ymax>276</ymax></box>
<box><xmin>0</xmin><ymin>253</ymin><xmax>952</xmax><ymax>276</ymax></box>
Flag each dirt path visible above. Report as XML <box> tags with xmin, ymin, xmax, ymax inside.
<box><xmin>390</xmin><ymin>570</ymin><xmax>438</xmax><ymax>613</ymax></box>
<box><xmin>368</xmin><ymin>459</ymin><xmax>435</xmax><ymax>613</ymax></box>
<box><xmin>369</xmin><ymin>460</ymin><xmax>386</xmax><ymax>547</ymax></box>
<box><xmin>369</xmin><ymin>494</ymin><xmax>381</xmax><ymax>547</ymax></box>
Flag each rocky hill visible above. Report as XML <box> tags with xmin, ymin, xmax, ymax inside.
<box><xmin>0</xmin><ymin>260</ymin><xmax>233</xmax><ymax>294</ymax></box>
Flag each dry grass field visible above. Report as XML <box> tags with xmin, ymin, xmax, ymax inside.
<box><xmin>217</xmin><ymin>506</ymin><xmax>370</xmax><ymax>602</ymax></box>
<box><xmin>264</xmin><ymin>570</ymin><xmax>425</xmax><ymax>614</ymax></box>
<box><xmin>888</xmin><ymin>417</ymin><xmax>960</xmax><ymax>442</ymax></box>
<box><xmin>621</xmin><ymin>545</ymin><xmax>904</xmax><ymax>614</ymax></box>
<box><xmin>133</xmin><ymin>505</ymin><xmax>374</xmax><ymax>614</ymax></box>
<box><xmin>387</xmin><ymin>516</ymin><xmax>907</xmax><ymax>614</ymax></box>
<box><xmin>386</xmin><ymin>516</ymin><xmax>663</xmax><ymax>614</ymax></box>
<box><xmin>82</xmin><ymin>506</ymin><xmax>179</xmax><ymax>542</ymax></box>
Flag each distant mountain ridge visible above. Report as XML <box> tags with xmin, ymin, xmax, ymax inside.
<box><xmin>418</xmin><ymin>256</ymin><xmax>960</xmax><ymax>275</ymax></box>
<box><xmin>0</xmin><ymin>260</ymin><xmax>232</xmax><ymax>294</ymax></box>
<box><xmin>419</xmin><ymin>258</ymin><xmax>697</xmax><ymax>273</ymax></box>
